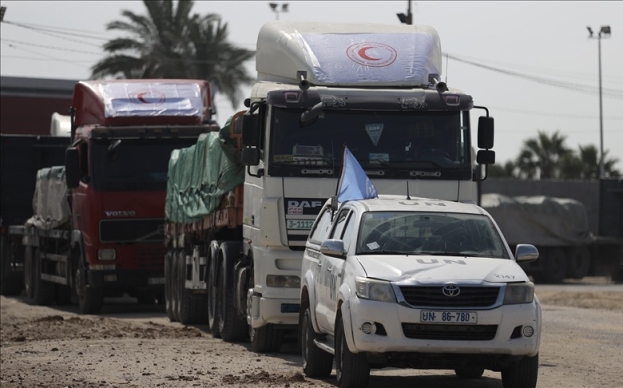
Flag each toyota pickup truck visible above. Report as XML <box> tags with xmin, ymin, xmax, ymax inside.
<box><xmin>300</xmin><ymin>195</ymin><xmax>541</xmax><ymax>388</ymax></box>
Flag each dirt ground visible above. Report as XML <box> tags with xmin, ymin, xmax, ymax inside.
<box><xmin>1</xmin><ymin>277</ymin><xmax>622</xmax><ymax>388</ymax></box>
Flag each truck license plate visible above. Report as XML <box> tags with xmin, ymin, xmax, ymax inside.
<box><xmin>287</xmin><ymin>220</ymin><xmax>314</xmax><ymax>230</ymax></box>
<box><xmin>420</xmin><ymin>311</ymin><xmax>478</xmax><ymax>324</ymax></box>
<box><xmin>148</xmin><ymin>277</ymin><xmax>165</xmax><ymax>285</ymax></box>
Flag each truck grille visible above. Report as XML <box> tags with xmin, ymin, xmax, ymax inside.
<box><xmin>402</xmin><ymin>323</ymin><xmax>498</xmax><ymax>341</ymax></box>
<box><xmin>399</xmin><ymin>286</ymin><xmax>500</xmax><ymax>307</ymax></box>
<box><xmin>99</xmin><ymin>219</ymin><xmax>165</xmax><ymax>243</ymax></box>
<box><xmin>136</xmin><ymin>245</ymin><xmax>166</xmax><ymax>270</ymax></box>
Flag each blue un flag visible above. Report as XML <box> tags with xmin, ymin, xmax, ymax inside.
<box><xmin>337</xmin><ymin>147</ymin><xmax>378</xmax><ymax>203</ymax></box>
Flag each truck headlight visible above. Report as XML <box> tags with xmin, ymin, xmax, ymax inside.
<box><xmin>503</xmin><ymin>282</ymin><xmax>534</xmax><ymax>305</ymax></box>
<box><xmin>266</xmin><ymin>275</ymin><xmax>300</xmax><ymax>288</ymax></box>
<box><xmin>98</xmin><ymin>249</ymin><xmax>116</xmax><ymax>261</ymax></box>
<box><xmin>355</xmin><ymin>277</ymin><xmax>396</xmax><ymax>303</ymax></box>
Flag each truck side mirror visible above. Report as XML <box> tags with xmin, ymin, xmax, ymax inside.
<box><xmin>65</xmin><ymin>147</ymin><xmax>80</xmax><ymax>189</ymax></box>
<box><xmin>478</xmin><ymin>116</ymin><xmax>494</xmax><ymax>149</ymax></box>
<box><xmin>477</xmin><ymin>150</ymin><xmax>495</xmax><ymax>165</ymax></box>
<box><xmin>241</xmin><ymin>113</ymin><xmax>260</xmax><ymax>147</ymax></box>
<box><xmin>241</xmin><ymin>147</ymin><xmax>260</xmax><ymax>166</ymax></box>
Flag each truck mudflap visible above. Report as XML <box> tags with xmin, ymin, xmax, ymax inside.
<box><xmin>87</xmin><ymin>268</ymin><xmax>164</xmax><ymax>290</ymax></box>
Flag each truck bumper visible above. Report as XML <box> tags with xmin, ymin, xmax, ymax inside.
<box><xmin>348</xmin><ymin>296</ymin><xmax>541</xmax><ymax>357</ymax></box>
<box><xmin>249</xmin><ymin>294</ymin><xmax>300</xmax><ymax>328</ymax></box>
<box><xmin>87</xmin><ymin>269</ymin><xmax>165</xmax><ymax>291</ymax></box>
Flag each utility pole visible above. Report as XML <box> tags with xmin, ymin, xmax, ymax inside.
<box><xmin>587</xmin><ymin>25</ymin><xmax>611</xmax><ymax>179</ymax></box>
<box><xmin>397</xmin><ymin>0</ymin><xmax>413</xmax><ymax>25</ymax></box>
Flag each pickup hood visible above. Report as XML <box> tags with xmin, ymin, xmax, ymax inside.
<box><xmin>356</xmin><ymin>255</ymin><xmax>529</xmax><ymax>284</ymax></box>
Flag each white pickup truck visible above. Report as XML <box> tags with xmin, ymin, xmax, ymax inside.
<box><xmin>300</xmin><ymin>195</ymin><xmax>541</xmax><ymax>388</ymax></box>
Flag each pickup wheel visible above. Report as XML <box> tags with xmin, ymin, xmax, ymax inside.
<box><xmin>1</xmin><ymin>236</ymin><xmax>23</xmax><ymax>296</ymax></box>
<box><xmin>455</xmin><ymin>367</ymin><xmax>484</xmax><ymax>378</ymax></box>
<box><xmin>32</xmin><ymin>248</ymin><xmax>55</xmax><ymax>306</ymax></box>
<box><xmin>165</xmin><ymin>251</ymin><xmax>176</xmax><ymax>321</ymax></box>
<box><xmin>335</xmin><ymin>316</ymin><xmax>369</xmax><ymax>388</ymax></box>
<box><xmin>250</xmin><ymin>324</ymin><xmax>284</xmax><ymax>353</ymax></box>
<box><xmin>217</xmin><ymin>254</ymin><xmax>247</xmax><ymax>342</ymax></box>
<box><xmin>75</xmin><ymin>260</ymin><xmax>103</xmax><ymax>314</ymax></box>
<box><xmin>302</xmin><ymin>308</ymin><xmax>333</xmax><ymax>377</ymax></box>
<box><xmin>501</xmin><ymin>353</ymin><xmax>539</xmax><ymax>388</ymax></box>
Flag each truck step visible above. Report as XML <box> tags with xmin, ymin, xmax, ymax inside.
<box><xmin>313</xmin><ymin>335</ymin><xmax>335</xmax><ymax>355</ymax></box>
<box><xmin>43</xmin><ymin>253</ymin><xmax>68</xmax><ymax>263</ymax></box>
<box><xmin>41</xmin><ymin>273</ymin><xmax>68</xmax><ymax>285</ymax></box>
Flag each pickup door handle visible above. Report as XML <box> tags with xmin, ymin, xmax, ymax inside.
<box><xmin>326</xmin><ymin>267</ymin><xmax>332</xmax><ymax>273</ymax></box>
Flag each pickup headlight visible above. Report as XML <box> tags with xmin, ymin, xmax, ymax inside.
<box><xmin>503</xmin><ymin>282</ymin><xmax>535</xmax><ymax>305</ymax></box>
<box><xmin>355</xmin><ymin>277</ymin><xmax>396</xmax><ymax>303</ymax></box>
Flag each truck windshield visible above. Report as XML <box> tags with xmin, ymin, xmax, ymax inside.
<box><xmin>357</xmin><ymin>211</ymin><xmax>509</xmax><ymax>259</ymax></box>
<box><xmin>269</xmin><ymin>108</ymin><xmax>471</xmax><ymax>179</ymax></box>
<box><xmin>91</xmin><ymin>138</ymin><xmax>197</xmax><ymax>191</ymax></box>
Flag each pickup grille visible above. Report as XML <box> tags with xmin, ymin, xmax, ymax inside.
<box><xmin>402</xmin><ymin>323</ymin><xmax>498</xmax><ymax>341</ymax></box>
<box><xmin>99</xmin><ymin>219</ymin><xmax>165</xmax><ymax>243</ymax></box>
<box><xmin>399</xmin><ymin>286</ymin><xmax>500</xmax><ymax>308</ymax></box>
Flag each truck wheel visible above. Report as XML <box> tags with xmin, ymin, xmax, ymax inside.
<box><xmin>567</xmin><ymin>247</ymin><xmax>590</xmax><ymax>280</ymax></box>
<box><xmin>165</xmin><ymin>251</ymin><xmax>176</xmax><ymax>321</ymax></box>
<box><xmin>171</xmin><ymin>250</ymin><xmax>181</xmax><ymax>322</ymax></box>
<box><xmin>302</xmin><ymin>307</ymin><xmax>333</xmax><ymax>377</ymax></box>
<box><xmin>250</xmin><ymin>324</ymin><xmax>284</xmax><ymax>353</ymax></box>
<box><xmin>177</xmin><ymin>250</ymin><xmax>207</xmax><ymax>324</ymax></box>
<box><xmin>217</xmin><ymin>258</ymin><xmax>247</xmax><ymax>342</ymax></box>
<box><xmin>335</xmin><ymin>315</ymin><xmax>369</xmax><ymax>388</ymax></box>
<box><xmin>23</xmin><ymin>246</ymin><xmax>35</xmax><ymax>299</ymax></box>
<box><xmin>541</xmin><ymin>248</ymin><xmax>567</xmax><ymax>284</ymax></box>
<box><xmin>455</xmin><ymin>367</ymin><xmax>484</xmax><ymax>378</ymax></box>
<box><xmin>75</xmin><ymin>261</ymin><xmax>103</xmax><ymax>314</ymax></box>
<box><xmin>207</xmin><ymin>242</ymin><xmax>221</xmax><ymax>337</ymax></box>
<box><xmin>501</xmin><ymin>353</ymin><xmax>538</xmax><ymax>388</ymax></box>
<box><xmin>32</xmin><ymin>248</ymin><xmax>55</xmax><ymax>306</ymax></box>
<box><xmin>1</xmin><ymin>236</ymin><xmax>23</xmax><ymax>296</ymax></box>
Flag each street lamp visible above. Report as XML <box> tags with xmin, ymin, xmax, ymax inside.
<box><xmin>269</xmin><ymin>3</ymin><xmax>288</xmax><ymax>20</ymax></box>
<box><xmin>587</xmin><ymin>25</ymin><xmax>611</xmax><ymax>179</ymax></box>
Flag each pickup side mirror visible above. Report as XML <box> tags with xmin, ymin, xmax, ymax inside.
<box><xmin>320</xmin><ymin>239</ymin><xmax>346</xmax><ymax>258</ymax></box>
<box><xmin>65</xmin><ymin>147</ymin><xmax>80</xmax><ymax>189</ymax></box>
<box><xmin>478</xmin><ymin>116</ymin><xmax>494</xmax><ymax>149</ymax></box>
<box><xmin>241</xmin><ymin>113</ymin><xmax>260</xmax><ymax>147</ymax></box>
<box><xmin>515</xmin><ymin>244</ymin><xmax>539</xmax><ymax>263</ymax></box>
<box><xmin>241</xmin><ymin>147</ymin><xmax>260</xmax><ymax>166</ymax></box>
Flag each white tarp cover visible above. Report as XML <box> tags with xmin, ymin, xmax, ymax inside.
<box><xmin>98</xmin><ymin>82</ymin><xmax>203</xmax><ymax>118</ymax></box>
<box><xmin>481</xmin><ymin>193</ymin><xmax>594</xmax><ymax>247</ymax></box>
<box><xmin>26</xmin><ymin>166</ymin><xmax>71</xmax><ymax>230</ymax></box>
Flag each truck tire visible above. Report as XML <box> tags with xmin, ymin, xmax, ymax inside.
<box><xmin>455</xmin><ymin>367</ymin><xmax>485</xmax><ymax>378</ymax></box>
<box><xmin>75</xmin><ymin>260</ymin><xmax>103</xmax><ymax>314</ymax></box>
<box><xmin>1</xmin><ymin>236</ymin><xmax>23</xmax><ymax>296</ymax></box>
<box><xmin>501</xmin><ymin>353</ymin><xmax>538</xmax><ymax>388</ymax></box>
<box><xmin>32</xmin><ymin>248</ymin><xmax>55</xmax><ymax>306</ymax></box>
<box><xmin>165</xmin><ymin>251</ymin><xmax>176</xmax><ymax>321</ymax></box>
<box><xmin>335</xmin><ymin>315</ymin><xmax>369</xmax><ymax>388</ymax></box>
<box><xmin>302</xmin><ymin>307</ymin><xmax>333</xmax><ymax>377</ymax></box>
<box><xmin>177</xmin><ymin>250</ymin><xmax>207</xmax><ymax>324</ymax></box>
<box><xmin>207</xmin><ymin>241</ymin><xmax>221</xmax><ymax>337</ymax></box>
<box><xmin>217</xmin><ymin>242</ymin><xmax>247</xmax><ymax>342</ymax></box>
<box><xmin>171</xmin><ymin>250</ymin><xmax>181</xmax><ymax>322</ymax></box>
<box><xmin>567</xmin><ymin>247</ymin><xmax>590</xmax><ymax>280</ymax></box>
<box><xmin>250</xmin><ymin>323</ymin><xmax>284</xmax><ymax>353</ymax></box>
<box><xmin>24</xmin><ymin>246</ymin><xmax>35</xmax><ymax>299</ymax></box>
<box><xmin>541</xmin><ymin>248</ymin><xmax>567</xmax><ymax>284</ymax></box>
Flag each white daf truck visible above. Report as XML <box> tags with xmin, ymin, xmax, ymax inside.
<box><xmin>300</xmin><ymin>195</ymin><xmax>541</xmax><ymax>388</ymax></box>
<box><xmin>169</xmin><ymin>20</ymin><xmax>496</xmax><ymax>353</ymax></box>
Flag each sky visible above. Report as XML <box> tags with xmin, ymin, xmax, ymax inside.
<box><xmin>1</xmin><ymin>1</ymin><xmax>622</xmax><ymax>168</ymax></box>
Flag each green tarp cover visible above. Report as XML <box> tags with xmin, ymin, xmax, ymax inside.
<box><xmin>26</xmin><ymin>166</ymin><xmax>71</xmax><ymax>230</ymax></box>
<box><xmin>165</xmin><ymin>129</ymin><xmax>244</xmax><ymax>224</ymax></box>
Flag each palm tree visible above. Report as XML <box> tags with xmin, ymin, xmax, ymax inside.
<box><xmin>90</xmin><ymin>0</ymin><xmax>255</xmax><ymax>109</ymax></box>
<box><xmin>516</xmin><ymin>130</ymin><xmax>571</xmax><ymax>179</ymax></box>
<box><xmin>561</xmin><ymin>145</ymin><xmax>620</xmax><ymax>179</ymax></box>
<box><xmin>488</xmin><ymin>160</ymin><xmax>516</xmax><ymax>178</ymax></box>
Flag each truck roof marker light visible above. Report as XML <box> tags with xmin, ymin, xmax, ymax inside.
<box><xmin>284</xmin><ymin>91</ymin><xmax>300</xmax><ymax>102</ymax></box>
<box><xmin>444</xmin><ymin>95</ymin><xmax>460</xmax><ymax>106</ymax></box>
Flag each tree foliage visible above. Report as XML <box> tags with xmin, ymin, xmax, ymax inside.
<box><xmin>90</xmin><ymin>0</ymin><xmax>255</xmax><ymax>109</ymax></box>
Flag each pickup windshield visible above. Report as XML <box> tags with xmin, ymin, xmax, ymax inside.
<box><xmin>91</xmin><ymin>138</ymin><xmax>197</xmax><ymax>191</ymax></box>
<box><xmin>269</xmin><ymin>108</ymin><xmax>471</xmax><ymax>179</ymax></box>
<box><xmin>357</xmin><ymin>211</ymin><xmax>509</xmax><ymax>259</ymax></box>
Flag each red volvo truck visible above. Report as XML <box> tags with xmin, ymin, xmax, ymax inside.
<box><xmin>1</xmin><ymin>79</ymin><xmax>216</xmax><ymax>314</ymax></box>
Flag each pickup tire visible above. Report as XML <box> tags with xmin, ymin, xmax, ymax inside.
<box><xmin>336</xmin><ymin>315</ymin><xmax>369</xmax><ymax>388</ymax></box>
<box><xmin>217</xmin><ymin>242</ymin><xmax>248</xmax><ymax>342</ymax></box>
<box><xmin>177</xmin><ymin>250</ymin><xmax>207</xmax><ymax>324</ymax></box>
<box><xmin>32</xmin><ymin>248</ymin><xmax>55</xmax><ymax>306</ymax></box>
<box><xmin>0</xmin><ymin>236</ymin><xmax>23</xmax><ymax>296</ymax></box>
<box><xmin>302</xmin><ymin>308</ymin><xmax>333</xmax><ymax>377</ymax></box>
<box><xmin>501</xmin><ymin>353</ymin><xmax>539</xmax><ymax>388</ymax></box>
<box><xmin>165</xmin><ymin>251</ymin><xmax>176</xmax><ymax>321</ymax></box>
<box><xmin>455</xmin><ymin>367</ymin><xmax>484</xmax><ymax>378</ymax></box>
<box><xmin>251</xmin><ymin>323</ymin><xmax>284</xmax><ymax>353</ymax></box>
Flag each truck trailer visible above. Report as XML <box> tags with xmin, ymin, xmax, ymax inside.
<box><xmin>1</xmin><ymin>79</ymin><xmax>216</xmax><ymax>313</ymax></box>
<box><xmin>165</xmin><ymin>21</ymin><xmax>497</xmax><ymax>353</ymax></box>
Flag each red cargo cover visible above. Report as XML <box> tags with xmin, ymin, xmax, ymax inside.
<box><xmin>73</xmin><ymin>79</ymin><xmax>212</xmax><ymax>127</ymax></box>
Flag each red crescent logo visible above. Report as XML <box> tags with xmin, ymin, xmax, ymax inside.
<box><xmin>357</xmin><ymin>47</ymin><xmax>381</xmax><ymax>61</ymax></box>
<box><xmin>137</xmin><ymin>92</ymin><xmax>149</xmax><ymax>104</ymax></box>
